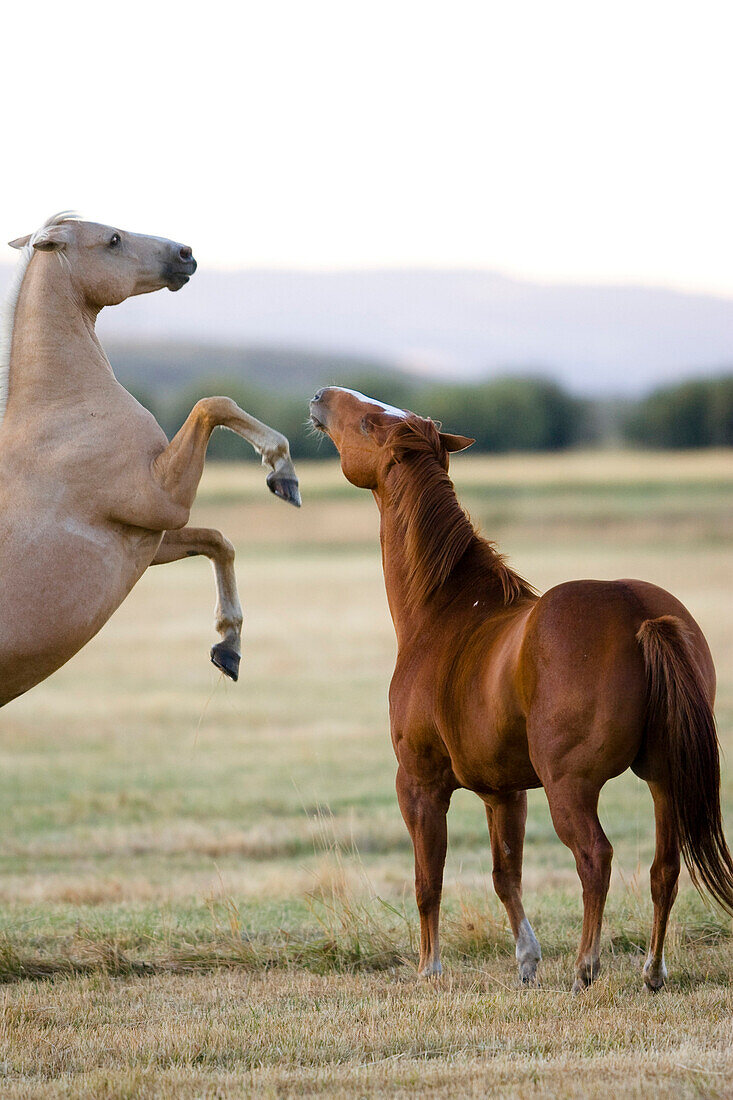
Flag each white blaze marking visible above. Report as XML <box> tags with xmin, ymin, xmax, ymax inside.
<box><xmin>336</xmin><ymin>388</ymin><xmax>406</xmax><ymax>418</ymax></box>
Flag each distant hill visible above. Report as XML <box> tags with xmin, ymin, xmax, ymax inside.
<box><xmin>103</xmin><ymin>341</ymin><xmax>402</xmax><ymax>399</ymax></box>
<box><xmin>2</xmin><ymin>264</ymin><xmax>733</xmax><ymax>395</ymax></box>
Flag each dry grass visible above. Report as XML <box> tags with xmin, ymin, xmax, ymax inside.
<box><xmin>0</xmin><ymin>450</ymin><xmax>731</xmax><ymax>1097</ymax></box>
<box><xmin>0</xmin><ymin>968</ymin><xmax>732</xmax><ymax>1099</ymax></box>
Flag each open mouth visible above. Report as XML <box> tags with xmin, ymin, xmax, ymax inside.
<box><xmin>167</xmin><ymin>273</ymin><xmax>190</xmax><ymax>291</ymax></box>
<box><xmin>165</xmin><ymin>260</ymin><xmax>197</xmax><ymax>292</ymax></box>
<box><xmin>309</xmin><ymin>404</ymin><xmax>326</xmax><ymax>431</ymax></box>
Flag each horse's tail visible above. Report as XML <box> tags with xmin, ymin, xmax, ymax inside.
<box><xmin>637</xmin><ymin>615</ymin><xmax>733</xmax><ymax>914</ymax></box>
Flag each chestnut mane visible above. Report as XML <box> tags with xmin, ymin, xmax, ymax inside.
<box><xmin>385</xmin><ymin>416</ymin><xmax>534</xmax><ymax>610</ymax></box>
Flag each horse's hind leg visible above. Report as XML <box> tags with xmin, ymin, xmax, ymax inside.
<box><xmin>396</xmin><ymin>766</ymin><xmax>452</xmax><ymax>978</ymax></box>
<box><xmin>485</xmin><ymin>791</ymin><xmax>541</xmax><ymax>984</ymax></box>
<box><xmin>544</xmin><ymin>779</ymin><xmax>613</xmax><ymax>993</ymax></box>
<box><xmin>642</xmin><ymin>780</ymin><xmax>680</xmax><ymax>992</ymax></box>
<box><xmin>150</xmin><ymin>527</ymin><xmax>243</xmax><ymax>681</ymax></box>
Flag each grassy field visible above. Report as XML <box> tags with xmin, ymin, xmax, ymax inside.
<box><xmin>0</xmin><ymin>449</ymin><xmax>731</xmax><ymax>1097</ymax></box>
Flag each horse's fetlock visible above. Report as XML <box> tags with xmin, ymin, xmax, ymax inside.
<box><xmin>577</xmin><ymin>956</ymin><xmax>601</xmax><ymax>985</ymax></box>
<box><xmin>217</xmin><ymin>614</ymin><xmax>241</xmax><ymax>634</ymax></box>
<box><xmin>270</xmin><ymin>439</ymin><xmax>289</xmax><ymax>466</ymax></box>
<box><xmin>418</xmin><ymin>959</ymin><xmax>442</xmax><ymax>979</ymax></box>
<box><xmin>515</xmin><ymin>918</ymin><xmax>542</xmax><ymax>967</ymax></box>
<box><xmin>643</xmin><ymin>954</ymin><xmax>667</xmax><ymax>991</ymax></box>
<box><xmin>216</xmin><ymin>604</ymin><xmax>242</xmax><ymax>630</ymax></box>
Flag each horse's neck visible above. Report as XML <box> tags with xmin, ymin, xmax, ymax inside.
<box><xmin>376</xmin><ymin>469</ymin><xmax>526</xmax><ymax>645</ymax></box>
<box><xmin>377</xmin><ymin>491</ymin><xmax>440</xmax><ymax>645</ymax></box>
<box><xmin>4</xmin><ymin>255</ymin><xmax>112</xmax><ymax>422</ymax></box>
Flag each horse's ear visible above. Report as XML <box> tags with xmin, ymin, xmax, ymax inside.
<box><xmin>31</xmin><ymin>223</ymin><xmax>72</xmax><ymax>253</ymax></box>
<box><xmin>440</xmin><ymin>432</ymin><xmax>475</xmax><ymax>453</ymax></box>
<box><xmin>8</xmin><ymin>235</ymin><xmax>31</xmax><ymax>250</ymax></box>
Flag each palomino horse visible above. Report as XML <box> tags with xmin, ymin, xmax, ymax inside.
<box><xmin>309</xmin><ymin>386</ymin><xmax>733</xmax><ymax>992</ymax></box>
<box><xmin>0</xmin><ymin>213</ymin><xmax>300</xmax><ymax>707</ymax></box>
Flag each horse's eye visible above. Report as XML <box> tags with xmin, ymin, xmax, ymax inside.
<box><xmin>109</xmin><ymin>233</ymin><xmax>121</xmax><ymax>249</ymax></box>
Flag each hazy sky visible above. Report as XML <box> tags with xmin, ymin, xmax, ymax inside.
<box><xmin>3</xmin><ymin>1</ymin><xmax>733</xmax><ymax>295</ymax></box>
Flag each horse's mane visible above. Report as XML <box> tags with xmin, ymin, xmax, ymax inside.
<box><xmin>385</xmin><ymin>415</ymin><xmax>534</xmax><ymax>611</ymax></box>
<box><xmin>0</xmin><ymin>212</ymin><xmax>79</xmax><ymax>423</ymax></box>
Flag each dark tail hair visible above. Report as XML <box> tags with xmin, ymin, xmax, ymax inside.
<box><xmin>637</xmin><ymin>615</ymin><xmax>733</xmax><ymax>914</ymax></box>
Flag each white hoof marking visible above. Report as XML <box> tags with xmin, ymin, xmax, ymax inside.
<box><xmin>516</xmin><ymin>918</ymin><xmax>541</xmax><ymax>983</ymax></box>
<box><xmin>418</xmin><ymin>959</ymin><xmax>443</xmax><ymax>979</ymax></box>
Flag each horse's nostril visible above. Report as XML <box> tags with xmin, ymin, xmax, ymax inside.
<box><xmin>179</xmin><ymin>245</ymin><xmax>193</xmax><ymax>261</ymax></box>
<box><xmin>314</xmin><ymin>389</ymin><xmax>325</xmax><ymax>401</ymax></box>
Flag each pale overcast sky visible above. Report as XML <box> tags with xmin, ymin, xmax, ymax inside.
<box><xmin>2</xmin><ymin>1</ymin><xmax>732</xmax><ymax>295</ymax></box>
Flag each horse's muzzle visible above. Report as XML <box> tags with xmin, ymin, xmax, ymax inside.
<box><xmin>164</xmin><ymin>255</ymin><xmax>197</xmax><ymax>291</ymax></box>
<box><xmin>309</xmin><ymin>397</ymin><xmax>327</xmax><ymax>431</ymax></box>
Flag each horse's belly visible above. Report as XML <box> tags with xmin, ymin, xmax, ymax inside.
<box><xmin>0</xmin><ymin>520</ymin><xmax>158</xmax><ymax>704</ymax></box>
<box><xmin>445</xmin><ymin>711</ymin><xmax>540</xmax><ymax>794</ymax></box>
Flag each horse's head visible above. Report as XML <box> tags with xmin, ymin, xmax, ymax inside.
<box><xmin>309</xmin><ymin>386</ymin><xmax>474</xmax><ymax>489</ymax></box>
<box><xmin>8</xmin><ymin>214</ymin><xmax>197</xmax><ymax>308</ymax></box>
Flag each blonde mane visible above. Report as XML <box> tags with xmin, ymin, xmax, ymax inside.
<box><xmin>0</xmin><ymin>212</ymin><xmax>79</xmax><ymax>422</ymax></box>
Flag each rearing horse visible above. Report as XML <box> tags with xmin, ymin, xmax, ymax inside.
<box><xmin>0</xmin><ymin>213</ymin><xmax>300</xmax><ymax>707</ymax></box>
<box><xmin>310</xmin><ymin>386</ymin><xmax>733</xmax><ymax>993</ymax></box>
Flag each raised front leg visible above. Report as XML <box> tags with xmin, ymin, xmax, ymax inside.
<box><xmin>485</xmin><ymin>791</ymin><xmax>541</xmax><ymax>984</ymax></box>
<box><xmin>150</xmin><ymin>526</ymin><xmax>243</xmax><ymax>681</ymax></box>
<box><xmin>396</xmin><ymin>767</ymin><xmax>452</xmax><ymax>978</ymax></box>
<box><xmin>152</xmin><ymin>397</ymin><xmax>301</xmax><ymax>517</ymax></box>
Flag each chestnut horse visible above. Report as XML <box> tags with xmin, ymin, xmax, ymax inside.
<box><xmin>0</xmin><ymin>213</ymin><xmax>300</xmax><ymax>707</ymax></box>
<box><xmin>310</xmin><ymin>386</ymin><xmax>733</xmax><ymax>993</ymax></box>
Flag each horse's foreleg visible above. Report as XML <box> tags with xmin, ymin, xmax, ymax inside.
<box><xmin>643</xmin><ymin>780</ymin><xmax>680</xmax><ymax>992</ymax></box>
<box><xmin>485</xmin><ymin>791</ymin><xmax>541</xmax><ymax>984</ymax></box>
<box><xmin>396</xmin><ymin>767</ymin><xmax>452</xmax><ymax>978</ymax></box>
<box><xmin>150</xmin><ymin>527</ymin><xmax>243</xmax><ymax>681</ymax></box>
<box><xmin>544</xmin><ymin>778</ymin><xmax>613</xmax><ymax>993</ymax></box>
<box><xmin>152</xmin><ymin>398</ymin><xmax>300</xmax><ymax>513</ymax></box>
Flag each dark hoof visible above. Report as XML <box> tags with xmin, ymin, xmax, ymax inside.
<box><xmin>266</xmin><ymin>472</ymin><xmax>301</xmax><ymax>507</ymax></box>
<box><xmin>210</xmin><ymin>644</ymin><xmax>240</xmax><ymax>682</ymax></box>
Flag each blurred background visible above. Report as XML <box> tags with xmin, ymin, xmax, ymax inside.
<box><xmin>2</xmin><ymin>1</ymin><xmax>733</xmax><ymax>459</ymax></box>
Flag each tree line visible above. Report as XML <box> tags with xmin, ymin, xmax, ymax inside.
<box><xmin>128</xmin><ymin>373</ymin><xmax>733</xmax><ymax>459</ymax></box>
